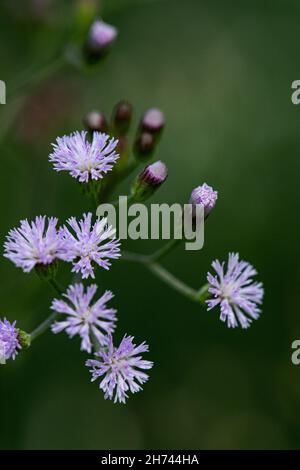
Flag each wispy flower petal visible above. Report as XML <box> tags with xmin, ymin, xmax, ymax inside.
<box><xmin>86</xmin><ymin>334</ymin><xmax>153</xmax><ymax>404</ymax></box>
<box><xmin>206</xmin><ymin>252</ymin><xmax>264</xmax><ymax>329</ymax></box>
<box><xmin>51</xmin><ymin>283</ymin><xmax>117</xmax><ymax>353</ymax></box>
<box><xmin>59</xmin><ymin>212</ymin><xmax>121</xmax><ymax>279</ymax></box>
<box><xmin>49</xmin><ymin>131</ymin><xmax>119</xmax><ymax>183</ymax></box>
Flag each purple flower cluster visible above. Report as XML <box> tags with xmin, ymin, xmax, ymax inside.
<box><xmin>51</xmin><ymin>283</ymin><xmax>117</xmax><ymax>353</ymax></box>
<box><xmin>86</xmin><ymin>334</ymin><xmax>153</xmax><ymax>404</ymax></box>
<box><xmin>206</xmin><ymin>253</ymin><xmax>264</xmax><ymax>329</ymax></box>
<box><xmin>0</xmin><ymin>319</ymin><xmax>21</xmax><ymax>362</ymax></box>
<box><xmin>50</xmin><ymin>131</ymin><xmax>119</xmax><ymax>183</ymax></box>
<box><xmin>4</xmin><ymin>213</ymin><xmax>120</xmax><ymax>279</ymax></box>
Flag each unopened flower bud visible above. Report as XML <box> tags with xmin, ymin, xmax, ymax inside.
<box><xmin>84</xmin><ymin>19</ymin><xmax>118</xmax><ymax>63</ymax></box>
<box><xmin>84</xmin><ymin>111</ymin><xmax>108</xmax><ymax>133</ymax></box>
<box><xmin>190</xmin><ymin>183</ymin><xmax>218</xmax><ymax>218</ymax></box>
<box><xmin>134</xmin><ymin>132</ymin><xmax>155</xmax><ymax>160</ymax></box>
<box><xmin>112</xmin><ymin>100</ymin><xmax>133</xmax><ymax>135</ymax></box>
<box><xmin>141</xmin><ymin>108</ymin><xmax>165</xmax><ymax>135</ymax></box>
<box><xmin>131</xmin><ymin>160</ymin><xmax>168</xmax><ymax>201</ymax></box>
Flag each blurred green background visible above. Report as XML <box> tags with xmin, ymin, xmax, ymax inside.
<box><xmin>1</xmin><ymin>0</ymin><xmax>300</xmax><ymax>450</ymax></box>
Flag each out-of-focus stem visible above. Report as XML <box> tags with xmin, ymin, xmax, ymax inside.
<box><xmin>0</xmin><ymin>56</ymin><xmax>66</xmax><ymax>144</ymax></box>
<box><xmin>29</xmin><ymin>278</ymin><xmax>64</xmax><ymax>342</ymax></box>
<box><xmin>30</xmin><ymin>312</ymin><xmax>58</xmax><ymax>342</ymax></box>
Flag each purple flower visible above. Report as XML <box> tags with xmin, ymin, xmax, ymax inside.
<box><xmin>4</xmin><ymin>216</ymin><xmax>65</xmax><ymax>273</ymax></box>
<box><xmin>59</xmin><ymin>212</ymin><xmax>121</xmax><ymax>279</ymax></box>
<box><xmin>132</xmin><ymin>160</ymin><xmax>168</xmax><ymax>201</ymax></box>
<box><xmin>86</xmin><ymin>334</ymin><xmax>153</xmax><ymax>404</ymax></box>
<box><xmin>87</xmin><ymin>19</ymin><xmax>118</xmax><ymax>51</ymax></box>
<box><xmin>139</xmin><ymin>160</ymin><xmax>168</xmax><ymax>187</ymax></box>
<box><xmin>51</xmin><ymin>283</ymin><xmax>117</xmax><ymax>353</ymax></box>
<box><xmin>206</xmin><ymin>252</ymin><xmax>264</xmax><ymax>329</ymax></box>
<box><xmin>49</xmin><ymin>131</ymin><xmax>119</xmax><ymax>183</ymax></box>
<box><xmin>0</xmin><ymin>319</ymin><xmax>21</xmax><ymax>362</ymax></box>
<box><xmin>141</xmin><ymin>108</ymin><xmax>165</xmax><ymax>134</ymax></box>
<box><xmin>190</xmin><ymin>183</ymin><xmax>218</xmax><ymax>217</ymax></box>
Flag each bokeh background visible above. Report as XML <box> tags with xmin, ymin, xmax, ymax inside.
<box><xmin>1</xmin><ymin>0</ymin><xmax>300</xmax><ymax>450</ymax></box>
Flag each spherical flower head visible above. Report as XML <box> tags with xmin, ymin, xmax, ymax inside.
<box><xmin>59</xmin><ymin>212</ymin><xmax>121</xmax><ymax>279</ymax></box>
<box><xmin>190</xmin><ymin>183</ymin><xmax>218</xmax><ymax>217</ymax></box>
<box><xmin>0</xmin><ymin>319</ymin><xmax>21</xmax><ymax>362</ymax></box>
<box><xmin>206</xmin><ymin>252</ymin><xmax>264</xmax><ymax>329</ymax></box>
<box><xmin>141</xmin><ymin>108</ymin><xmax>165</xmax><ymax>134</ymax></box>
<box><xmin>88</xmin><ymin>19</ymin><xmax>118</xmax><ymax>51</ymax></box>
<box><xmin>51</xmin><ymin>283</ymin><xmax>117</xmax><ymax>353</ymax></box>
<box><xmin>4</xmin><ymin>216</ymin><xmax>65</xmax><ymax>273</ymax></box>
<box><xmin>49</xmin><ymin>131</ymin><xmax>119</xmax><ymax>183</ymax></box>
<box><xmin>86</xmin><ymin>334</ymin><xmax>153</xmax><ymax>404</ymax></box>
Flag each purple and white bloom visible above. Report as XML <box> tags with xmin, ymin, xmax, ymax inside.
<box><xmin>190</xmin><ymin>183</ymin><xmax>218</xmax><ymax>217</ymax></box>
<box><xmin>87</xmin><ymin>19</ymin><xmax>118</xmax><ymax>52</ymax></box>
<box><xmin>49</xmin><ymin>131</ymin><xmax>119</xmax><ymax>183</ymax></box>
<box><xmin>86</xmin><ymin>334</ymin><xmax>153</xmax><ymax>404</ymax></box>
<box><xmin>4</xmin><ymin>216</ymin><xmax>65</xmax><ymax>273</ymax></box>
<box><xmin>59</xmin><ymin>212</ymin><xmax>121</xmax><ymax>279</ymax></box>
<box><xmin>0</xmin><ymin>319</ymin><xmax>21</xmax><ymax>362</ymax></box>
<box><xmin>51</xmin><ymin>283</ymin><xmax>117</xmax><ymax>353</ymax></box>
<box><xmin>206</xmin><ymin>252</ymin><xmax>264</xmax><ymax>329</ymax></box>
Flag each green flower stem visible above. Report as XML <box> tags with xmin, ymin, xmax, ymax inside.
<box><xmin>146</xmin><ymin>262</ymin><xmax>198</xmax><ymax>301</ymax></box>
<box><xmin>30</xmin><ymin>311</ymin><xmax>58</xmax><ymax>342</ymax></box>
<box><xmin>109</xmin><ymin>193</ymin><xmax>135</xmax><ymax>208</ymax></box>
<box><xmin>122</xmin><ymin>250</ymin><xmax>149</xmax><ymax>263</ymax></box>
<box><xmin>148</xmin><ymin>238</ymin><xmax>182</xmax><ymax>263</ymax></box>
<box><xmin>116</xmin><ymin>160</ymin><xmax>139</xmax><ymax>182</ymax></box>
<box><xmin>48</xmin><ymin>278</ymin><xmax>64</xmax><ymax>296</ymax></box>
<box><xmin>122</xmin><ymin>236</ymin><xmax>182</xmax><ymax>264</ymax></box>
<box><xmin>122</xmin><ymin>250</ymin><xmax>207</xmax><ymax>304</ymax></box>
<box><xmin>97</xmin><ymin>160</ymin><xmax>140</xmax><ymax>204</ymax></box>
<box><xmin>30</xmin><ymin>278</ymin><xmax>64</xmax><ymax>342</ymax></box>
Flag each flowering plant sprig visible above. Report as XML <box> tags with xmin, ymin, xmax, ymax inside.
<box><xmin>2</xmin><ymin>108</ymin><xmax>264</xmax><ymax>403</ymax></box>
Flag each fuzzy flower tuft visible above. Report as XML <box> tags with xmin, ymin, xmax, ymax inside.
<box><xmin>86</xmin><ymin>334</ymin><xmax>153</xmax><ymax>404</ymax></box>
<box><xmin>51</xmin><ymin>283</ymin><xmax>117</xmax><ymax>353</ymax></box>
<box><xmin>190</xmin><ymin>183</ymin><xmax>218</xmax><ymax>217</ymax></box>
<box><xmin>49</xmin><ymin>131</ymin><xmax>119</xmax><ymax>183</ymax></box>
<box><xmin>206</xmin><ymin>252</ymin><xmax>264</xmax><ymax>329</ymax></box>
<box><xmin>86</xmin><ymin>19</ymin><xmax>118</xmax><ymax>55</ymax></box>
<box><xmin>59</xmin><ymin>212</ymin><xmax>121</xmax><ymax>279</ymax></box>
<box><xmin>4</xmin><ymin>216</ymin><xmax>65</xmax><ymax>273</ymax></box>
<box><xmin>0</xmin><ymin>319</ymin><xmax>21</xmax><ymax>362</ymax></box>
